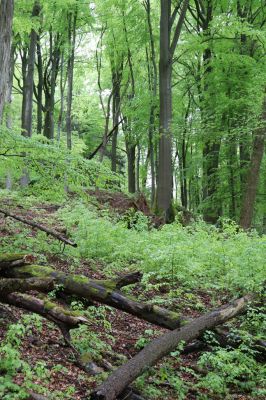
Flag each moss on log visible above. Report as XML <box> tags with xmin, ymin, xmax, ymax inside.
<box><xmin>0</xmin><ymin>277</ymin><xmax>54</xmax><ymax>295</ymax></box>
<box><xmin>5</xmin><ymin>264</ymin><xmax>186</xmax><ymax>330</ymax></box>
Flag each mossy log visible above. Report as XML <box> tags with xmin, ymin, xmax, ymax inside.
<box><xmin>5</xmin><ymin>292</ymin><xmax>88</xmax><ymax>342</ymax></box>
<box><xmin>0</xmin><ymin>253</ymin><xmax>34</xmax><ymax>270</ymax></box>
<box><xmin>0</xmin><ymin>277</ymin><xmax>54</xmax><ymax>295</ymax></box>
<box><xmin>5</xmin><ymin>264</ymin><xmax>186</xmax><ymax>329</ymax></box>
<box><xmin>91</xmin><ymin>294</ymin><xmax>253</xmax><ymax>400</ymax></box>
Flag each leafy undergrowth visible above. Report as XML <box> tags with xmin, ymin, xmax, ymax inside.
<box><xmin>0</xmin><ymin>193</ymin><xmax>265</xmax><ymax>399</ymax></box>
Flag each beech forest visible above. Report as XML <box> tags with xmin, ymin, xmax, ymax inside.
<box><xmin>0</xmin><ymin>1</ymin><xmax>265</xmax><ymax>399</ymax></box>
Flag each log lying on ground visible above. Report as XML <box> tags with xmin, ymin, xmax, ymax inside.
<box><xmin>0</xmin><ymin>253</ymin><xmax>34</xmax><ymax>270</ymax></box>
<box><xmin>4</xmin><ymin>292</ymin><xmax>88</xmax><ymax>342</ymax></box>
<box><xmin>5</xmin><ymin>264</ymin><xmax>186</xmax><ymax>329</ymax></box>
<box><xmin>0</xmin><ymin>208</ymin><xmax>77</xmax><ymax>247</ymax></box>
<box><xmin>0</xmin><ymin>278</ymin><xmax>54</xmax><ymax>295</ymax></box>
<box><xmin>91</xmin><ymin>294</ymin><xmax>253</xmax><ymax>400</ymax></box>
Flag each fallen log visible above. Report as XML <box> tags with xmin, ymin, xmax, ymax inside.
<box><xmin>4</xmin><ymin>292</ymin><xmax>88</xmax><ymax>343</ymax></box>
<box><xmin>0</xmin><ymin>208</ymin><xmax>77</xmax><ymax>247</ymax></box>
<box><xmin>5</xmin><ymin>264</ymin><xmax>186</xmax><ymax>329</ymax></box>
<box><xmin>0</xmin><ymin>277</ymin><xmax>54</xmax><ymax>295</ymax></box>
<box><xmin>0</xmin><ymin>253</ymin><xmax>34</xmax><ymax>270</ymax></box>
<box><xmin>91</xmin><ymin>294</ymin><xmax>253</xmax><ymax>400</ymax></box>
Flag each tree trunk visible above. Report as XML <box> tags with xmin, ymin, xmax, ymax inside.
<box><xmin>66</xmin><ymin>9</ymin><xmax>77</xmax><ymax>150</ymax></box>
<box><xmin>202</xmin><ymin>141</ymin><xmax>221</xmax><ymax>223</ymax></box>
<box><xmin>0</xmin><ymin>0</ymin><xmax>14</xmax><ymax>122</ymax></box>
<box><xmin>111</xmin><ymin>67</ymin><xmax>122</xmax><ymax>172</ymax></box>
<box><xmin>91</xmin><ymin>294</ymin><xmax>252</xmax><ymax>400</ymax></box>
<box><xmin>157</xmin><ymin>0</ymin><xmax>172</xmax><ymax>219</ymax></box>
<box><xmin>239</xmin><ymin>96</ymin><xmax>266</xmax><ymax>229</ymax></box>
<box><xmin>43</xmin><ymin>32</ymin><xmax>60</xmax><ymax>139</ymax></box>
<box><xmin>36</xmin><ymin>35</ymin><xmax>43</xmax><ymax>134</ymax></box>
<box><xmin>21</xmin><ymin>2</ymin><xmax>40</xmax><ymax>137</ymax></box>
<box><xmin>157</xmin><ymin>0</ymin><xmax>189</xmax><ymax>221</ymax></box>
<box><xmin>126</xmin><ymin>142</ymin><xmax>136</xmax><ymax>194</ymax></box>
<box><xmin>6</xmin><ymin>44</ymin><xmax>15</xmax><ymax>128</ymax></box>
<box><xmin>6</xmin><ymin>264</ymin><xmax>187</xmax><ymax>330</ymax></box>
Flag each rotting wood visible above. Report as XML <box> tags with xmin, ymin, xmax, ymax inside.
<box><xmin>5</xmin><ymin>264</ymin><xmax>187</xmax><ymax>330</ymax></box>
<box><xmin>0</xmin><ymin>253</ymin><xmax>34</xmax><ymax>270</ymax></box>
<box><xmin>5</xmin><ymin>292</ymin><xmax>88</xmax><ymax>343</ymax></box>
<box><xmin>0</xmin><ymin>277</ymin><xmax>54</xmax><ymax>295</ymax></box>
<box><xmin>0</xmin><ymin>208</ymin><xmax>77</xmax><ymax>247</ymax></box>
<box><xmin>90</xmin><ymin>294</ymin><xmax>253</xmax><ymax>400</ymax></box>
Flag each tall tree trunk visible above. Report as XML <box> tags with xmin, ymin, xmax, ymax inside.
<box><xmin>111</xmin><ymin>67</ymin><xmax>122</xmax><ymax>172</ymax></box>
<box><xmin>66</xmin><ymin>9</ymin><xmax>77</xmax><ymax>150</ymax></box>
<box><xmin>43</xmin><ymin>32</ymin><xmax>60</xmax><ymax>139</ymax></box>
<box><xmin>21</xmin><ymin>2</ymin><xmax>40</xmax><ymax>137</ymax></box>
<box><xmin>0</xmin><ymin>0</ymin><xmax>14</xmax><ymax>122</ymax></box>
<box><xmin>36</xmin><ymin>35</ymin><xmax>43</xmax><ymax>134</ymax></box>
<box><xmin>157</xmin><ymin>0</ymin><xmax>172</xmax><ymax>219</ymax></box>
<box><xmin>239</xmin><ymin>96</ymin><xmax>266</xmax><ymax>229</ymax></box>
<box><xmin>57</xmin><ymin>53</ymin><xmax>66</xmax><ymax>143</ymax></box>
<box><xmin>157</xmin><ymin>0</ymin><xmax>189</xmax><ymax>221</ymax></box>
<box><xmin>145</xmin><ymin>0</ymin><xmax>157</xmax><ymax>206</ymax></box>
<box><xmin>20</xmin><ymin>48</ymin><xmax>28</xmax><ymax>130</ymax></box>
<box><xmin>6</xmin><ymin>44</ymin><xmax>15</xmax><ymax>128</ymax></box>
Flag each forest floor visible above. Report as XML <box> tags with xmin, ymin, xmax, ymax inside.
<box><xmin>0</xmin><ymin>194</ymin><xmax>262</xmax><ymax>400</ymax></box>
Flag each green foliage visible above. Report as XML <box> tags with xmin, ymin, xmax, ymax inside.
<box><xmin>0</xmin><ymin>318</ymin><xmax>48</xmax><ymax>399</ymax></box>
<box><xmin>0</xmin><ymin>128</ymin><xmax>122</xmax><ymax>203</ymax></box>
<box><xmin>60</xmin><ymin>202</ymin><xmax>266</xmax><ymax>293</ymax></box>
<box><xmin>197</xmin><ymin>345</ymin><xmax>266</xmax><ymax>397</ymax></box>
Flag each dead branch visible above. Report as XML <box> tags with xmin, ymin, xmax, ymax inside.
<box><xmin>0</xmin><ymin>208</ymin><xmax>77</xmax><ymax>247</ymax></box>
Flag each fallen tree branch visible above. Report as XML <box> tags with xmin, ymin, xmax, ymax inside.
<box><xmin>90</xmin><ymin>294</ymin><xmax>253</xmax><ymax>400</ymax></box>
<box><xmin>0</xmin><ymin>209</ymin><xmax>77</xmax><ymax>247</ymax></box>
<box><xmin>4</xmin><ymin>292</ymin><xmax>88</xmax><ymax>343</ymax></box>
<box><xmin>5</xmin><ymin>264</ymin><xmax>186</xmax><ymax>330</ymax></box>
<box><xmin>0</xmin><ymin>278</ymin><xmax>54</xmax><ymax>295</ymax></box>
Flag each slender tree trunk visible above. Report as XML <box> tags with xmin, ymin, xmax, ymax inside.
<box><xmin>0</xmin><ymin>0</ymin><xmax>14</xmax><ymax>122</ymax></box>
<box><xmin>36</xmin><ymin>35</ymin><xmax>43</xmax><ymax>134</ymax></box>
<box><xmin>126</xmin><ymin>142</ymin><xmax>136</xmax><ymax>194</ymax></box>
<box><xmin>239</xmin><ymin>96</ymin><xmax>266</xmax><ymax>229</ymax></box>
<box><xmin>99</xmin><ymin>91</ymin><xmax>113</xmax><ymax>162</ymax></box>
<box><xmin>57</xmin><ymin>53</ymin><xmax>66</xmax><ymax>143</ymax></box>
<box><xmin>111</xmin><ymin>67</ymin><xmax>122</xmax><ymax>172</ymax></box>
<box><xmin>66</xmin><ymin>9</ymin><xmax>77</xmax><ymax>150</ymax></box>
<box><xmin>145</xmin><ymin>0</ymin><xmax>157</xmax><ymax>206</ymax></box>
<box><xmin>21</xmin><ymin>2</ymin><xmax>40</xmax><ymax>137</ymax></box>
<box><xmin>20</xmin><ymin>48</ymin><xmax>28</xmax><ymax>130</ymax></box>
<box><xmin>6</xmin><ymin>44</ymin><xmax>15</xmax><ymax>128</ymax></box>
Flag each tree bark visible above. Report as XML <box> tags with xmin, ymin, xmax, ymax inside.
<box><xmin>36</xmin><ymin>34</ymin><xmax>43</xmax><ymax>134</ymax></box>
<box><xmin>157</xmin><ymin>0</ymin><xmax>189</xmax><ymax>221</ymax></box>
<box><xmin>239</xmin><ymin>96</ymin><xmax>266</xmax><ymax>229</ymax></box>
<box><xmin>91</xmin><ymin>294</ymin><xmax>252</xmax><ymax>400</ymax></box>
<box><xmin>5</xmin><ymin>264</ymin><xmax>186</xmax><ymax>330</ymax></box>
<box><xmin>21</xmin><ymin>2</ymin><xmax>40</xmax><ymax>137</ymax></box>
<box><xmin>66</xmin><ymin>9</ymin><xmax>77</xmax><ymax>150</ymax></box>
<box><xmin>0</xmin><ymin>0</ymin><xmax>14</xmax><ymax>122</ymax></box>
